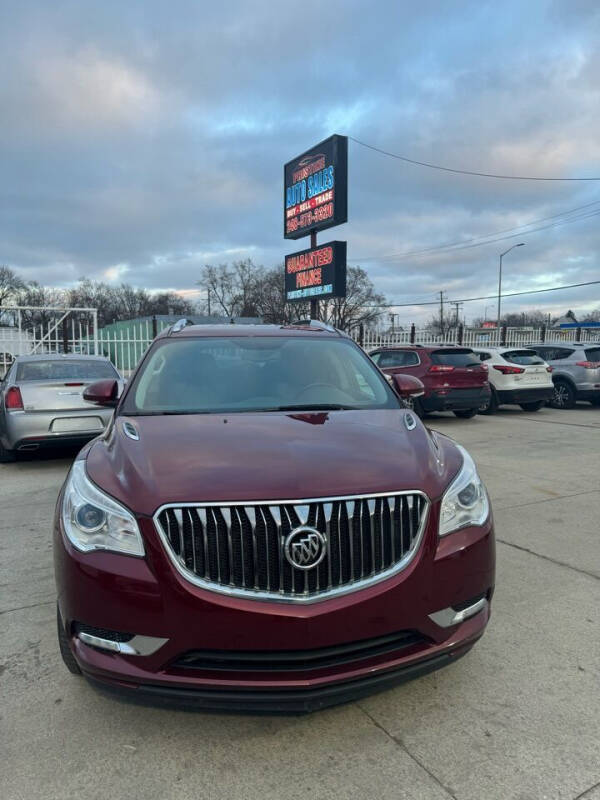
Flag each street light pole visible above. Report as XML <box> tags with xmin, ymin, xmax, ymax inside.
<box><xmin>497</xmin><ymin>243</ymin><xmax>525</xmax><ymax>331</ymax></box>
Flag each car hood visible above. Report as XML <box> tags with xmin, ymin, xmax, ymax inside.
<box><xmin>85</xmin><ymin>410</ymin><xmax>462</xmax><ymax>516</ymax></box>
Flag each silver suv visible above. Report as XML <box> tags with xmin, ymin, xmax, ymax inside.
<box><xmin>527</xmin><ymin>342</ymin><xmax>600</xmax><ymax>409</ymax></box>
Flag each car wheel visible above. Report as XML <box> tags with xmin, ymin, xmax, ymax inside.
<box><xmin>520</xmin><ymin>400</ymin><xmax>545</xmax><ymax>412</ymax></box>
<box><xmin>454</xmin><ymin>408</ymin><xmax>478</xmax><ymax>419</ymax></box>
<box><xmin>549</xmin><ymin>380</ymin><xmax>576</xmax><ymax>409</ymax></box>
<box><xmin>57</xmin><ymin>605</ymin><xmax>82</xmax><ymax>676</ymax></box>
<box><xmin>0</xmin><ymin>439</ymin><xmax>16</xmax><ymax>463</ymax></box>
<box><xmin>405</xmin><ymin>396</ymin><xmax>425</xmax><ymax>418</ymax></box>
<box><xmin>590</xmin><ymin>397</ymin><xmax>600</xmax><ymax>407</ymax></box>
<box><xmin>478</xmin><ymin>388</ymin><xmax>498</xmax><ymax>415</ymax></box>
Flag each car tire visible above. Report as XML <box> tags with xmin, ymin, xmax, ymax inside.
<box><xmin>478</xmin><ymin>388</ymin><xmax>498</xmax><ymax>415</ymax></box>
<box><xmin>454</xmin><ymin>408</ymin><xmax>478</xmax><ymax>419</ymax></box>
<box><xmin>549</xmin><ymin>380</ymin><xmax>576</xmax><ymax>410</ymax></box>
<box><xmin>520</xmin><ymin>400</ymin><xmax>545</xmax><ymax>412</ymax></box>
<box><xmin>57</xmin><ymin>605</ymin><xmax>82</xmax><ymax>676</ymax></box>
<box><xmin>406</xmin><ymin>397</ymin><xmax>425</xmax><ymax>418</ymax></box>
<box><xmin>0</xmin><ymin>439</ymin><xmax>16</xmax><ymax>463</ymax></box>
<box><xmin>590</xmin><ymin>397</ymin><xmax>600</xmax><ymax>407</ymax></box>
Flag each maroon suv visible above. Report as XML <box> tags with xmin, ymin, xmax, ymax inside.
<box><xmin>371</xmin><ymin>345</ymin><xmax>491</xmax><ymax>418</ymax></box>
<box><xmin>54</xmin><ymin>323</ymin><xmax>495</xmax><ymax>712</ymax></box>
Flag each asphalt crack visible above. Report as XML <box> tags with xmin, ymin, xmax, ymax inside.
<box><xmin>496</xmin><ymin>539</ymin><xmax>599</xmax><ymax>581</ymax></box>
<box><xmin>357</xmin><ymin>703</ymin><xmax>458</xmax><ymax>799</ymax></box>
<box><xmin>574</xmin><ymin>779</ymin><xmax>600</xmax><ymax>799</ymax></box>
<box><xmin>512</xmin><ymin>416</ymin><xmax>600</xmax><ymax>430</ymax></box>
<box><xmin>0</xmin><ymin>600</ymin><xmax>54</xmax><ymax>616</ymax></box>
<box><xmin>493</xmin><ymin>488</ymin><xmax>599</xmax><ymax>512</ymax></box>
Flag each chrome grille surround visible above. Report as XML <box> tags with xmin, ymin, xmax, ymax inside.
<box><xmin>153</xmin><ymin>491</ymin><xmax>430</xmax><ymax>604</ymax></box>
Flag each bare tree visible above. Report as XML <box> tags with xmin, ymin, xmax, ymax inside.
<box><xmin>582</xmin><ymin>308</ymin><xmax>600</xmax><ymax>323</ymax></box>
<box><xmin>0</xmin><ymin>266</ymin><xmax>25</xmax><ymax>307</ymax></box>
<box><xmin>199</xmin><ymin>262</ymin><xmax>387</xmax><ymax>331</ymax></box>
<box><xmin>319</xmin><ymin>267</ymin><xmax>386</xmax><ymax>333</ymax></box>
<box><xmin>197</xmin><ymin>259</ymin><xmax>262</xmax><ymax>318</ymax></box>
<box><xmin>14</xmin><ymin>282</ymin><xmax>68</xmax><ymax>329</ymax></box>
<box><xmin>68</xmin><ymin>279</ymin><xmax>194</xmax><ymax>327</ymax></box>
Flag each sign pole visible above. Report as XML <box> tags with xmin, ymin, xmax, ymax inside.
<box><xmin>310</xmin><ymin>230</ymin><xmax>318</xmax><ymax>320</ymax></box>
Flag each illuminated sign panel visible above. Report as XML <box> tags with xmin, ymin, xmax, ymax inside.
<box><xmin>285</xmin><ymin>241</ymin><xmax>347</xmax><ymax>302</ymax></box>
<box><xmin>284</xmin><ymin>135</ymin><xmax>348</xmax><ymax>240</ymax></box>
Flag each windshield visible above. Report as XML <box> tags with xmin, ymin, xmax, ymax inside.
<box><xmin>430</xmin><ymin>349</ymin><xmax>481</xmax><ymax>367</ymax></box>
<box><xmin>502</xmin><ymin>349</ymin><xmax>545</xmax><ymax>366</ymax></box>
<box><xmin>584</xmin><ymin>347</ymin><xmax>600</xmax><ymax>362</ymax></box>
<box><xmin>122</xmin><ymin>336</ymin><xmax>399</xmax><ymax>415</ymax></box>
<box><xmin>16</xmin><ymin>359</ymin><xmax>119</xmax><ymax>382</ymax></box>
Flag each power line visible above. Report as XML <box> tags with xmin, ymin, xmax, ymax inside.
<box><xmin>365</xmin><ymin>280</ymin><xmax>600</xmax><ymax>308</ymax></box>
<box><xmin>349</xmin><ymin>136</ymin><xmax>600</xmax><ymax>181</ymax></box>
<box><xmin>350</xmin><ymin>199</ymin><xmax>600</xmax><ymax>263</ymax></box>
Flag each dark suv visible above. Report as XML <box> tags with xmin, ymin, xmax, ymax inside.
<box><xmin>370</xmin><ymin>345</ymin><xmax>490</xmax><ymax>418</ymax></box>
<box><xmin>54</xmin><ymin>323</ymin><xmax>495</xmax><ymax>712</ymax></box>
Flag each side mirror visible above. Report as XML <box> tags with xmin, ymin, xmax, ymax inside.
<box><xmin>83</xmin><ymin>379</ymin><xmax>120</xmax><ymax>407</ymax></box>
<box><xmin>391</xmin><ymin>373</ymin><xmax>425</xmax><ymax>400</ymax></box>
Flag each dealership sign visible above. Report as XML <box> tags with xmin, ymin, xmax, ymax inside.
<box><xmin>284</xmin><ymin>135</ymin><xmax>348</xmax><ymax>240</ymax></box>
<box><xmin>285</xmin><ymin>241</ymin><xmax>347</xmax><ymax>302</ymax></box>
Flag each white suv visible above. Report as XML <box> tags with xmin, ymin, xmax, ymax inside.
<box><xmin>472</xmin><ymin>347</ymin><xmax>554</xmax><ymax>414</ymax></box>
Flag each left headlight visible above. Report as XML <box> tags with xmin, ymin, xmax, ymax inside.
<box><xmin>61</xmin><ymin>460</ymin><xmax>144</xmax><ymax>556</ymax></box>
<box><xmin>439</xmin><ymin>445</ymin><xmax>489</xmax><ymax>537</ymax></box>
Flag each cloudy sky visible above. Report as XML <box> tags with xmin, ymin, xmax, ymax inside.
<box><xmin>2</xmin><ymin>0</ymin><xmax>599</xmax><ymax>324</ymax></box>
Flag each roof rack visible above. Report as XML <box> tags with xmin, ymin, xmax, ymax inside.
<box><xmin>293</xmin><ymin>319</ymin><xmax>338</xmax><ymax>333</ymax></box>
<box><xmin>169</xmin><ymin>318</ymin><xmax>193</xmax><ymax>335</ymax></box>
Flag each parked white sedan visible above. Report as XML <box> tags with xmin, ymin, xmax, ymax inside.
<box><xmin>472</xmin><ymin>347</ymin><xmax>554</xmax><ymax>414</ymax></box>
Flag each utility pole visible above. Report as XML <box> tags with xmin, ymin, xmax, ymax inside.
<box><xmin>451</xmin><ymin>301</ymin><xmax>463</xmax><ymax>327</ymax></box>
<box><xmin>439</xmin><ymin>291</ymin><xmax>446</xmax><ymax>336</ymax></box>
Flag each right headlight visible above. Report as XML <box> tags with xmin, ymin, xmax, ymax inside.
<box><xmin>61</xmin><ymin>460</ymin><xmax>144</xmax><ymax>556</ymax></box>
<box><xmin>439</xmin><ymin>445</ymin><xmax>489</xmax><ymax>537</ymax></box>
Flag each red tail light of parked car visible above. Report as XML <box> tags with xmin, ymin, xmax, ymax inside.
<box><xmin>493</xmin><ymin>365</ymin><xmax>525</xmax><ymax>375</ymax></box>
<box><xmin>5</xmin><ymin>386</ymin><xmax>24</xmax><ymax>410</ymax></box>
<box><xmin>576</xmin><ymin>361</ymin><xmax>600</xmax><ymax>369</ymax></box>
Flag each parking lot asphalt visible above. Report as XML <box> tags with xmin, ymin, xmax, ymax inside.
<box><xmin>1</xmin><ymin>405</ymin><xmax>599</xmax><ymax>800</ymax></box>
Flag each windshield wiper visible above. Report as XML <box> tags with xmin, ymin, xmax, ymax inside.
<box><xmin>124</xmin><ymin>410</ymin><xmax>213</xmax><ymax>416</ymax></box>
<box><xmin>125</xmin><ymin>404</ymin><xmax>361</xmax><ymax>416</ymax></box>
<box><xmin>262</xmin><ymin>403</ymin><xmax>361</xmax><ymax>412</ymax></box>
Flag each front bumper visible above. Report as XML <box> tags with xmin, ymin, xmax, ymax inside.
<box><xmin>85</xmin><ymin>640</ymin><xmax>478</xmax><ymax>713</ymax></box>
<box><xmin>422</xmin><ymin>386</ymin><xmax>491</xmax><ymax>412</ymax></box>
<box><xmin>496</xmin><ymin>386</ymin><xmax>554</xmax><ymax>405</ymax></box>
<box><xmin>54</xmin><ymin>505</ymin><xmax>495</xmax><ymax>712</ymax></box>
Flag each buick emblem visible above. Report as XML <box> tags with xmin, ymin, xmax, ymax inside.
<box><xmin>284</xmin><ymin>526</ymin><xmax>327</xmax><ymax>570</ymax></box>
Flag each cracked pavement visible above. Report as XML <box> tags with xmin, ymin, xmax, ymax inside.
<box><xmin>1</xmin><ymin>405</ymin><xmax>599</xmax><ymax>800</ymax></box>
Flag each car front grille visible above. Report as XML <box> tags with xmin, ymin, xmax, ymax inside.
<box><xmin>173</xmin><ymin>629</ymin><xmax>428</xmax><ymax>672</ymax></box>
<box><xmin>154</xmin><ymin>492</ymin><xmax>429</xmax><ymax>602</ymax></box>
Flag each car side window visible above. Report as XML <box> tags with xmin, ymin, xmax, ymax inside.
<box><xmin>478</xmin><ymin>352</ymin><xmax>491</xmax><ymax>361</ymax></box>
<box><xmin>377</xmin><ymin>352</ymin><xmax>399</xmax><ymax>368</ymax></box>
<box><xmin>551</xmin><ymin>348</ymin><xmax>574</xmax><ymax>361</ymax></box>
<box><xmin>377</xmin><ymin>351</ymin><xmax>419</xmax><ymax>368</ymax></box>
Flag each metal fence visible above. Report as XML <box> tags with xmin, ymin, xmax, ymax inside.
<box><xmin>357</xmin><ymin>325</ymin><xmax>600</xmax><ymax>352</ymax></box>
<box><xmin>0</xmin><ymin>305</ymin><xmax>100</xmax><ymax>378</ymax></box>
<box><xmin>1</xmin><ymin>305</ymin><xmax>599</xmax><ymax>380</ymax></box>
